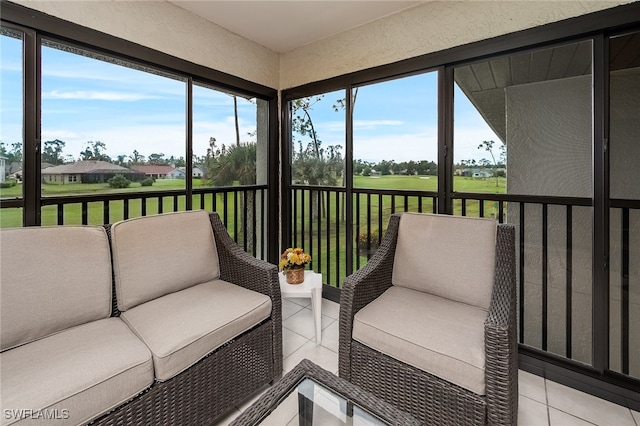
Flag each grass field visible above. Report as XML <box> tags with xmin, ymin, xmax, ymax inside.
<box><xmin>0</xmin><ymin>178</ymin><xmax>251</xmax><ymax>229</ymax></box>
<box><xmin>1</xmin><ymin>174</ymin><xmax>507</xmax><ymax>287</ymax></box>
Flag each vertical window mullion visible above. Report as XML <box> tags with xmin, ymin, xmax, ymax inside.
<box><xmin>345</xmin><ymin>87</ymin><xmax>354</xmax><ymax>277</ymax></box>
<box><xmin>186</xmin><ymin>77</ymin><xmax>193</xmax><ymax>211</ymax></box>
<box><xmin>23</xmin><ymin>29</ymin><xmax>40</xmax><ymax>226</ymax></box>
<box><xmin>592</xmin><ymin>33</ymin><xmax>609</xmax><ymax>374</ymax></box>
<box><xmin>439</xmin><ymin>65</ymin><xmax>453</xmax><ymax>215</ymax></box>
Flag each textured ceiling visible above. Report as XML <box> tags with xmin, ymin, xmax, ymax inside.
<box><xmin>168</xmin><ymin>1</ymin><xmax>423</xmax><ymax>53</ymax></box>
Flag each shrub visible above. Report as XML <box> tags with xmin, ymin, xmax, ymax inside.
<box><xmin>140</xmin><ymin>177</ymin><xmax>154</xmax><ymax>187</ymax></box>
<box><xmin>107</xmin><ymin>174</ymin><xmax>131</xmax><ymax>189</ymax></box>
<box><xmin>0</xmin><ymin>179</ymin><xmax>17</xmax><ymax>188</ymax></box>
<box><xmin>357</xmin><ymin>229</ymin><xmax>381</xmax><ymax>249</ymax></box>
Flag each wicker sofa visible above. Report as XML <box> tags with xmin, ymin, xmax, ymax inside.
<box><xmin>0</xmin><ymin>210</ymin><xmax>282</xmax><ymax>426</ymax></box>
<box><xmin>339</xmin><ymin>213</ymin><xmax>517</xmax><ymax>425</ymax></box>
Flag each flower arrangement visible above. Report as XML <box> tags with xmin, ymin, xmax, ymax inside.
<box><xmin>357</xmin><ymin>229</ymin><xmax>381</xmax><ymax>249</ymax></box>
<box><xmin>279</xmin><ymin>247</ymin><xmax>311</xmax><ymax>273</ymax></box>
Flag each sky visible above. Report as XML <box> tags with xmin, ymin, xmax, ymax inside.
<box><xmin>291</xmin><ymin>74</ymin><xmax>501</xmax><ymax>164</ymax></box>
<box><xmin>1</xmin><ymin>32</ymin><xmax>500</xmax><ymax>165</ymax></box>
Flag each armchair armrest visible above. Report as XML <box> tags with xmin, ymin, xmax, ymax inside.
<box><xmin>484</xmin><ymin>223</ymin><xmax>518</xmax><ymax>426</ymax></box>
<box><xmin>209</xmin><ymin>213</ymin><xmax>279</xmax><ymax>298</ymax></box>
<box><xmin>209</xmin><ymin>212</ymin><xmax>282</xmax><ymax>379</ymax></box>
<box><xmin>339</xmin><ymin>214</ymin><xmax>400</xmax><ymax>380</ymax></box>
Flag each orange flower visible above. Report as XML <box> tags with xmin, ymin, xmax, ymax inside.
<box><xmin>279</xmin><ymin>247</ymin><xmax>311</xmax><ymax>272</ymax></box>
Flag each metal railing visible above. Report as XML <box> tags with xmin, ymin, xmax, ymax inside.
<box><xmin>289</xmin><ymin>185</ymin><xmax>438</xmax><ymax>287</ymax></box>
<box><xmin>610</xmin><ymin>198</ymin><xmax>640</xmax><ymax>377</ymax></box>
<box><xmin>0</xmin><ymin>185</ymin><xmax>269</xmax><ymax>260</ymax></box>
<box><xmin>289</xmin><ymin>186</ymin><xmax>640</xmax><ymax>375</ymax></box>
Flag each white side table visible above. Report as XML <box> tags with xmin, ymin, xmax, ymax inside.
<box><xmin>279</xmin><ymin>270</ymin><xmax>323</xmax><ymax>344</ymax></box>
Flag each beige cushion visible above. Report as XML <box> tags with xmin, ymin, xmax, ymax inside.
<box><xmin>111</xmin><ymin>210</ymin><xmax>220</xmax><ymax>311</ymax></box>
<box><xmin>0</xmin><ymin>318</ymin><xmax>153</xmax><ymax>426</ymax></box>
<box><xmin>0</xmin><ymin>226</ymin><xmax>112</xmax><ymax>352</ymax></box>
<box><xmin>392</xmin><ymin>212</ymin><xmax>497</xmax><ymax>310</ymax></box>
<box><xmin>120</xmin><ymin>279</ymin><xmax>272</xmax><ymax>381</ymax></box>
<box><xmin>353</xmin><ymin>286</ymin><xmax>488</xmax><ymax>395</ymax></box>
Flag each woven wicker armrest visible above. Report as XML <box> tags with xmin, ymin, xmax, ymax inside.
<box><xmin>339</xmin><ymin>214</ymin><xmax>400</xmax><ymax>380</ymax></box>
<box><xmin>209</xmin><ymin>212</ymin><xmax>283</xmax><ymax>380</ymax></box>
<box><xmin>209</xmin><ymin>212</ymin><xmax>279</xmax><ymax>298</ymax></box>
<box><xmin>484</xmin><ymin>223</ymin><xmax>518</xmax><ymax>426</ymax></box>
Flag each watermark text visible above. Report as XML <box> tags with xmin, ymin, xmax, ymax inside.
<box><xmin>4</xmin><ymin>409</ymin><xmax>70</xmax><ymax>421</ymax></box>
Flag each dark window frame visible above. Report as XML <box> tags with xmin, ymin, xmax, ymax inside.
<box><xmin>0</xmin><ymin>1</ymin><xmax>280</xmax><ymax>263</ymax></box>
<box><xmin>281</xmin><ymin>1</ymin><xmax>640</xmax><ymax>410</ymax></box>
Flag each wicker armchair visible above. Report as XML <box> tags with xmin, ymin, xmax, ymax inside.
<box><xmin>339</xmin><ymin>213</ymin><xmax>517</xmax><ymax>425</ymax></box>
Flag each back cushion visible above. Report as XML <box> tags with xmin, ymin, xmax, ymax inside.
<box><xmin>111</xmin><ymin>210</ymin><xmax>220</xmax><ymax>311</ymax></box>
<box><xmin>0</xmin><ymin>226</ymin><xmax>112</xmax><ymax>351</ymax></box>
<box><xmin>392</xmin><ymin>213</ymin><xmax>497</xmax><ymax>310</ymax></box>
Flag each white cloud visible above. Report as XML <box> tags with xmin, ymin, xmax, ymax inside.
<box><xmin>353</xmin><ymin>119</ymin><xmax>403</xmax><ymax>129</ymax></box>
<box><xmin>353</xmin><ymin>130</ymin><xmax>437</xmax><ymax>163</ymax></box>
<box><xmin>0</xmin><ymin>61</ymin><xmax>21</xmax><ymax>72</ymax></box>
<box><xmin>42</xmin><ymin>90</ymin><xmax>158</xmax><ymax>101</ymax></box>
<box><xmin>351</xmin><ymin>124</ymin><xmax>502</xmax><ymax>164</ymax></box>
<box><xmin>42</xmin><ymin>67</ymin><xmax>122</xmax><ymax>82</ymax></box>
<box><xmin>452</xmin><ymin>126</ymin><xmax>502</xmax><ymax>163</ymax></box>
<box><xmin>41</xmin><ymin>130</ymin><xmax>81</xmax><ymax>141</ymax></box>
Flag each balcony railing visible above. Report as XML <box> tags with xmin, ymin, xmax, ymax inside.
<box><xmin>2</xmin><ymin>183</ymin><xmax>637</xmax><ymax>379</ymax></box>
<box><xmin>289</xmin><ymin>186</ymin><xmax>639</xmax><ymax>378</ymax></box>
<box><xmin>0</xmin><ymin>185</ymin><xmax>269</xmax><ymax>260</ymax></box>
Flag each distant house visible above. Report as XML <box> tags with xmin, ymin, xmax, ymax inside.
<box><xmin>472</xmin><ymin>169</ymin><xmax>492</xmax><ymax>179</ymax></box>
<box><xmin>42</xmin><ymin>161</ymin><xmax>142</xmax><ymax>184</ymax></box>
<box><xmin>0</xmin><ymin>156</ymin><xmax>6</xmax><ymax>182</ymax></box>
<box><xmin>192</xmin><ymin>166</ymin><xmax>205</xmax><ymax>178</ymax></box>
<box><xmin>167</xmin><ymin>166</ymin><xmax>205</xmax><ymax>179</ymax></box>
<box><xmin>8</xmin><ymin>162</ymin><xmax>53</xmax><ymax>182</ymax></box>
<box><xmin>130</xmin><ymin>164</ymin><xmax>175</xmax><ymax>179</ymax></box>
<box><xmin>167</xmin><ymin>168</ymin><xmax>186</xmax><ymax>179</ymax></box>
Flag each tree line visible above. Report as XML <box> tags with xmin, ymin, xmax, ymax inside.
<box><xmin>0</xmin><ymin>139</ymin><xmax>189</xmax><ymax>168</ymax></box>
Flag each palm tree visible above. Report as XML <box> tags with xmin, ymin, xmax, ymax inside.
<box><xmin>206</xmin><ymin>140</ymin><xmax>257</xmax><ymax>251</ymax></box>
<box><xmin>291</xmin><ymin>96</ymin><xmax>345</xmax><ymax>219</ymax></box>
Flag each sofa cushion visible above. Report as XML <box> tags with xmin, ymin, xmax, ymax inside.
<box><xmin>353</xmin><ymin>286</ymin><xmax>488</xmax><ymax>395</ymax></box>
<box><xmin>0</xmin><ymin>318</ymin><xmax>153</xmax><ymax>426</ymax></box>
<box><xmin>111</xmin><ymin>210</ymin><xmax>220</xmax><ymax>311</ymax></box>
<box><xmin>392</xmin><ymin>212</ymin><xmax>497</xmax><ymax>310</ymax></box>
<box><xmin>120</xmin><ymin>279</ymin><xmax>272</xmax><ymax>382</ymax></box>
<box><xmin>0</xmin><ymin>226</ymin><xmax>112</xmax><ymax>352</ymax></box>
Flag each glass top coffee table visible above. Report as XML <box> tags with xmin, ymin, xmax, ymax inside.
<box><xmin>230</xmin><ymin>359</ymin><xmax>419</xmax><ymax>426</ymax></box>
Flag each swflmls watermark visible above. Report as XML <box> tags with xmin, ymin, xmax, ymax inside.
<box><xmin>4</xmin><ymin>409</ymin><xmax>70</xmax><ymax>420</ymax></box>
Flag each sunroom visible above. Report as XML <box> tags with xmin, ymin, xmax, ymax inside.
<box><xmin>0</xmin><ymin>1</ymin><xmax>639</xmax><ymax>425</ymax></box>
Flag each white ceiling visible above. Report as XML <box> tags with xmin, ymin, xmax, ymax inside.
<box><xmin>168</xmin><ymin>1</ymin><xmax>423</xmax><ymax>53</ymax></box>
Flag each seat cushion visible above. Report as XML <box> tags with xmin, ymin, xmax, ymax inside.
<box><xmin>0</xmin><ymin>226</ymin><xmax>112</xmax><ymax>352</ymax></box>
<box><xmin>353</xmin><ymin>286</ymin><xmax>488</xmax><ymax>395</ymax></box>
<box><xmin>392</xmin><ymin>212</ymin><xmax>497</xmax><ymax>310</ymax></box>
<box><xmin>0</xmin><ymin>318</ymin><xmax>153</xmax><ymax>426</ymax></box>
<box><xmin>111</xmin><ymin>210</ymin><xmax>221</xmax><ymax>311</ymax></box>
<box><xmin>120</xmin><ymin>279</ymin><xmax>272</xmax><ymax>382</ymax></box>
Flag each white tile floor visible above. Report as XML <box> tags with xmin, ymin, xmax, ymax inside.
<box><xmin>217</xmin><ymin>298</ymin><xmax>640</xmax><ymax>425</ymax></box>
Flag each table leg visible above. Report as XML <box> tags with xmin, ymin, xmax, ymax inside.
<box><xmin>311</xmin><ymin>286</ymin><xmax>322</xmax><ymax>345</ymax></box>
<box><xmin>298</xmin><ymin>380</ymin><xmax>314</xmax><ymax>426</ymax></box>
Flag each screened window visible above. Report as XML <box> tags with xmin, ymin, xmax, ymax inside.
<box><xmin>0</xmin><ymin>27</ymin><xmax>24</xmax><ymax>228</ymax></box>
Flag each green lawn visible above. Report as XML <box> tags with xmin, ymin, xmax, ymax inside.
<box><xmin>0</xmin><ymin>178</ymin><xmax>241</xmax><ymax>229</ymax></box>
<box><xmin>354</xmin><ymin>174</ymin><xmax>506</xmax><ymax>193</ymax></box>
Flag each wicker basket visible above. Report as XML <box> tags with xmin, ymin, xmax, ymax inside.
<box><xmin>286</xmin><ymin>268</ymin><xmax>305</xmax><ymax>284</ymax></box>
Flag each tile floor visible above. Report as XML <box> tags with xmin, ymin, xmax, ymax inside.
<box><xmin>217</xmin><ymin>298</ymin><xmax>639</xmax><ymax>425</ymax></box>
